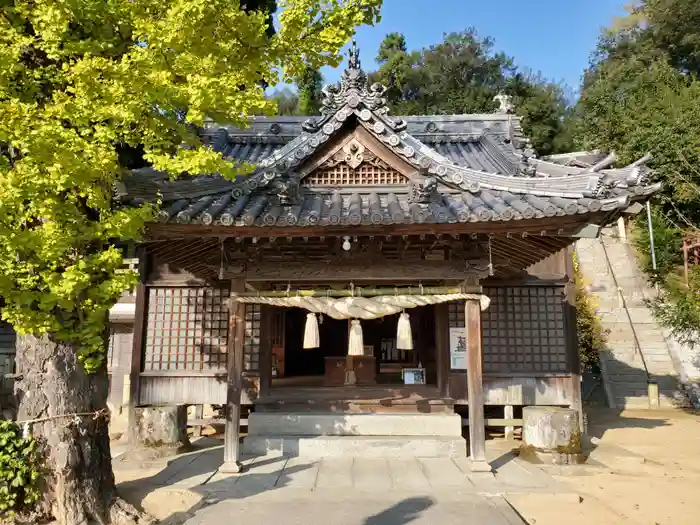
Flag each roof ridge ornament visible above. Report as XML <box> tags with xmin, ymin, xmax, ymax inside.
<box><xmin>494</xmin><ymin>93</ymin><xmax>515</xmax><ymax>114</ymax></box>
<box><xmin>299</xmin><ymin>38</ymin><xmax>407</xmax><ymax>133</ymax></box>
<box><xmin>348</xmin><ymin>38</ymin><xmax>361</xmax><ymax>71</ymax></box>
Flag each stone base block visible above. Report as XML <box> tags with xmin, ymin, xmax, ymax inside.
<box><xmin>522</xmin><ymin>406</ymin><xmax>580</xmax><ymax>453</ymax></box>
<box><xmin>129</xmin><ymin>405</ymin><xmax>190</xmax><ymax>458</ymax></box>
<box><xmin>247</xmin><ymin>412</ymin><xmax>463</xmax><ymax>437</ymax></box>
<box><xmin>243</xmin><ymin>435</ymin><xmax>467</xmax><ymax>458</ymax></box>
<box><xmin>521</xmin><ymin>406</ymin><xmax>583</xmax><ymax>465</ymax></box>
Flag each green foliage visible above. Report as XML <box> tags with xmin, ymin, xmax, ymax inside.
<box><xmin>0</xmin><ymin>421</ymin><xmax>41</xmax><ymax>516</ymax></box>
<box><xmin>633</xmin><ymin>216</ymin><xmax>700</xmax><ymax>349</ymax></box>
<box><xmin>641</xmin><ymin>0</ymin><xmax>700</xmax><ymax>75</ymax></box>
<box><xmin>632</xmin><ymin>212</ymin><xmax>684</xmax><ymax>282</ymax></box>
<box><xmin>504</xmin><ymin>71</ymin><xmax>575</xmax><ymax>155</ymax></box>
<box><xmin>574</xmin><ymin>0</ymin><xmax>700</xmax><ymax>348</ymax></box>
<box><xmin>370</xmin><ymin>29</ymin><xmax>573</xmax><ymax>154</ymax></box>
<box><xmin>573</xmin><ymin>253</ymin><xmax>604</xmax><ymax>373</ymax></box>
<box><xmin>0</xmin><ymin>0</ymin><xmax>382</xmax><ymax>373</ymax></box>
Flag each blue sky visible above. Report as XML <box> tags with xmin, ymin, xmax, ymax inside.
<box><xmin>320</xmin><ymin>0</ymin><xmax>628</xmax><ymax>92</ymax></box>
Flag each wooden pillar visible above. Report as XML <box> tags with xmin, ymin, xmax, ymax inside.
<box><xmin>617</xmin><ymin>216</ymin><xmax>627</xmax><ymax>242</ymax></box>
<box><xmin>192</xmin><ymin>404</ymin><xmax>203</xmax><ymax>437</ymax></box>
<box><xmin>127</xmin><ymin>249</ymin><xmax>148</xmax><ymax>445</ymax></box>
<box><xmin>259</xmin><ymin>305</ymin><xmax>273</xmax><ymax>398</ymax></box>
<box><xmin>504</xmin><ymin>405</ymin><xmax>514</xmax><ymax>440</ymax></box>
<box><xmin>221</xmin><ymin>279</ymin><xmax>246</xmax><ymax>473</ymax></box>
<box><xmin>435</xmin><ymin>303</ymin><xmax>449</xmax><ymax>398</ymax></box>
<box><xmin>564</xmin><ymin>247</ymin><xmax>584</xmax><ymax>432</ymax></box>
<box><xmin>465</xmin><ymin>298</ymin><xmax>491</xmax><ymax>472</ymax></box>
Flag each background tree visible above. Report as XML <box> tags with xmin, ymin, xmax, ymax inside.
<box><xmin>269</xmin><ymin>86</ymin><xmax>301</xmax><ymax>116</ymax></box>
<box><xmin>573</xmin><ymin>0</ymin><xmax>700</xmax><ymax>346</ymax></box>
<box><xmin>296</xmin><ymin>66</ymin><xmax>324</xmax><ymax>115</ymax></box>
<box><xmin>370</xmin><ymin>29</ymin><xmax>573</xmax><ymax>154</ymax></box>
<box><xmin>0</xmin><ymin>1</ymin><xmax>381</xmax><ymax>524</ymax></box>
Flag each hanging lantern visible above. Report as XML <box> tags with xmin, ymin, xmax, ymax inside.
<box><xmin>396</xmin><ymin>312</ymin><xmax>413</xmax><ymax>350</ymax></box>
<box><xmin>303</xmin><ymin>312</ymin><xmax>320</xmax><ymax>349</ymax></box>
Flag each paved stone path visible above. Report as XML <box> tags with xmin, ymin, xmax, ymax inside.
<box><xmin>114</xmin><ymin>439</ymin><xmax>578</xmax><ymax>524</ymax></box>
<box><xmin>184</xmin><ymin>493</ymin><xmax>524</xmax><ymax>525</ymax></box>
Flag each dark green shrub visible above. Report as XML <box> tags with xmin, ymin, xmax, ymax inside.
<box><xmin>0</xmin><ymin>421</ymin><xmax>41</xmax><ymax>517</ymax></box>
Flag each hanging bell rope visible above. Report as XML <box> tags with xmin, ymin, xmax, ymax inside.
<box><xmin>348</xmin><ymin>319</ymin><xmax>364</xmax><ymax>356</ymax></box>
<box><xmin>303</xmin><ymin>312</ymin><xmax>320</xmax><ymax>349</ymax></box>
<box><xmin>396</xmin><ymin>312</ymin><xmax>413</xmax><ymax>351</ymax></box>
<box><xmin>346</xmin><ymin>319</ymin><xmax>365</xmax><ymax>385</ymax></box>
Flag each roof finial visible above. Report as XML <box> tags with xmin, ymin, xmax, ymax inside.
<box><xmin>348</xmin><ymin>39</ymin><xmax>361</xmax><ymax>70</ymax></box>
<box><xmin>494</xmin><ymin>93</ymin><xmax>514</xmax><ymax>114</ymax></box>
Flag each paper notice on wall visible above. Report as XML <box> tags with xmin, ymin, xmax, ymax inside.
<box><xmin>449</xmin><ymin>327</ymin><xmax>467</xmax><ymax>370</ymax></box>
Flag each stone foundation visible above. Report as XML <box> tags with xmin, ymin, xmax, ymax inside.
<box><xmin>126</xmin><ymin>405</ymin><xmax>190</xmax><ymax>460</ymax></box>
<box><xmin>520</xmin><ymin>406</ymin><xmax>584</xmax><ymax>465</ymax></box>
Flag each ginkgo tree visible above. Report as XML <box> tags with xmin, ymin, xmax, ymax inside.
<box><xmin>0</xmin><ymin>1</ymin><xmax>381</xmax><ymax>524</ymax></box>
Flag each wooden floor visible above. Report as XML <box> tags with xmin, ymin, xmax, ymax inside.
<box><xmin>260</xmin><ymin>376</ymin><xmax>449</xmax><ymax>413</ymax></box>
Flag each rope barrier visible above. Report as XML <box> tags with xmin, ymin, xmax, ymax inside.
<box><xmin>14</xmin><ymin>409</ymin><xmax>110</xmax><ymax>440</ymax></box>
<box><xmin>230</xmin><ymin>293</ymin><xmax>490</xmax><ymax>319</ymax></box>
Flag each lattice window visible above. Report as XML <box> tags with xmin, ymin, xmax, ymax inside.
<box><xmin>481</xmin><ymin>286</ymin><xmax>568</xmax><ymax>373</ymax></box>
<box><xmin>143</xmin><ymin>286</ymin><xmax>229</xmax><ymax>372</ymax></box>
<box><xmin>448</xmin><ymin>287</ymin><xmax>568</xmax><ymax>374</ymax></box>
<box><xmin>448</xmin><ymin>301</ymin><xmax>465</xmax><ymax>328</ymax></box>
<box><xmin>244</xmin><ymin>304</ymin><xmax>261</xmax><ymax>372</ymax></box>
<box><xmin>303</xmin><ymin>163</ymin><xmax>406</xmax><ymax>186</ymax></box>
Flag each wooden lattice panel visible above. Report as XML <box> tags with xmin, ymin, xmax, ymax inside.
<box><xmin>303</xmin><ymin>163</ymin><xmax>405</xmax><ymax>186</ymax></box>
<box><xmin>107</xmin><ymin>324</ymin><xmax>133</xmax><ymax>371</ymax></box>
<box><xmin>448</xmin><ymin>286</ymin><xmax>568</xmax><ymax>374</ymax></box>
<box><xmin>143</xmin><ymin>287</ymin><xmax>229</xmax><ymax>372</ymax></box>
<box><xmin>244</xmin><ymin>304</ymin><xmax>261</xmax><ymax>372</ymax></box>
<box><xmin>481</xmin><ymin>287</ymin><xmax>567</xmax><ymax>373</ymax></box>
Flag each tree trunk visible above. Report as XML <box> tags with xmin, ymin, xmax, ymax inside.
<box><xmin>13</xmin><ymin>334</ymin><xmax>154</xmax><ymax>525</ymax></box>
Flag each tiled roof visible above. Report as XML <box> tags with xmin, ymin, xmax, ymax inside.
<box><xmin>128</xmin><ymin>41</ymin><xmax>659</xmax><ymax>231</ymax></box>
<box><xmin>203</xmin><ymin>119</ymin><xmax>520</xmax><ymax>175</ymax></box>
<box><xmin>155</xmin><ymin>186</ymin><xmax>654</xmax><ymax>227</ymax></box>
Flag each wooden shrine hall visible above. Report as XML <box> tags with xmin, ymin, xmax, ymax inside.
<box><xmin>118</xmin><ymin>41</ymin><xmax>659</xmax><ymax>472</ymax></box>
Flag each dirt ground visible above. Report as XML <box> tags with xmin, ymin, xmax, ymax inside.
<box><xmin>508</xmin><ymin>407</ymin><xmax>700</xmax><ymax>525</ymax></box>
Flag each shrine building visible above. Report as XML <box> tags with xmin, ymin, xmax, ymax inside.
<box><xmin>102</xmin><ymin>41</ymin><xmax>658</xmax><ymax>471</ymax></box>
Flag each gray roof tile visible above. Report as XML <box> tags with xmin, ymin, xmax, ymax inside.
<box><xmin>153</xmin><ymin>187</ymin><xmax>637</xmax><ymax>228</ymax></box>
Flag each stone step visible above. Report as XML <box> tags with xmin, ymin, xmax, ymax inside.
<box><xmin>247</xmin><ymin>413</ymin><xmax>463</xmax><ymax>437</ymax></box>
<box><xmin>243</xmin><ymin>435</ymin><xmax>468</xmax><ymax>458</ymax></box>
<box><xmin>614</xmin><ymin>396</ymin><xmax>680</xmax><ymax>410</ymax></box>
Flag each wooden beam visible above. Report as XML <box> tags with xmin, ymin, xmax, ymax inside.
<box><xmin>465</xmin><ymin>298</ymin><xmax>491</xmax><ymax>472</ymax></box>
<box><xmin>243</xmin><ymin>260</ymin><xmax>486</xmax><ymax>281</ymax></box>
<box><xmin>221</xmin><ymin>278</ymin><xmax>246</xmax><ymax>473</ymax></box>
